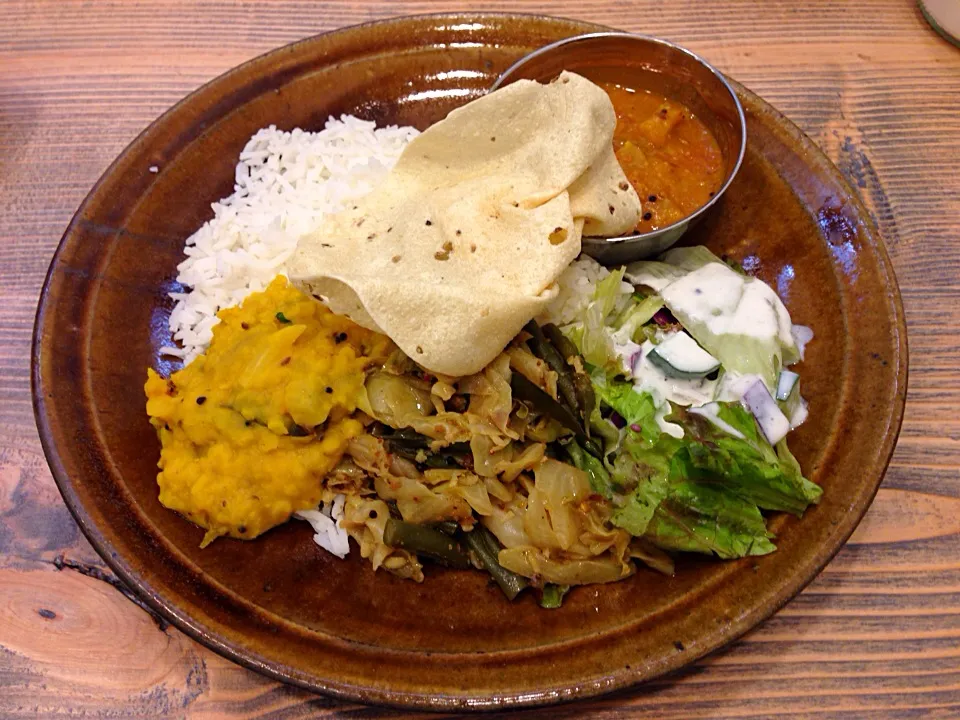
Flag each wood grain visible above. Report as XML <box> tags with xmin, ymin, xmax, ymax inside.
<box><xmin>2</xmin><ymin>0</ymin><xmax>959</xmax><ymax>716</ymax></box>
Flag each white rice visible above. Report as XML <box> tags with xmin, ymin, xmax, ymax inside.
<box><xmin>540</xmin><ymin>255</ymin><xmax>612</xmax><ymax>326</ymax></box>
<box><xmin>161</xmin><ymin>116</ymin><xmax>419</xmax><ymax>364</ymax></box>
<box><xmin>295</xmin><ymin>495</ymin><xmax>349</xmax><ymax>558</ymax></box>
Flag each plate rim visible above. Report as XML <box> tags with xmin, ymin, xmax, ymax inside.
<box><xmin>31</xmin><ymin>11</ymin><xmax>908</xmax><ymax>711</ymax></box>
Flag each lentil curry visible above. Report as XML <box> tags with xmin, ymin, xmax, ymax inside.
<box><xmin>145</xmin><ymin>277</ymin><xmax>392</xmax><ymax>546</ymax></box>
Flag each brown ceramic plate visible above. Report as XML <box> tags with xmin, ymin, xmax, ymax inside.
<box><xmin>33</xmin><ymin>13</ymin><xmax>906</xmax><ymax>711</ymax></box>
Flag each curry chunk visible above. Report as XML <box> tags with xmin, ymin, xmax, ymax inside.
<box><xmin>601</xmin><ymin>83</ymin><xmax>725</xmax><ymax>233</ymax></box>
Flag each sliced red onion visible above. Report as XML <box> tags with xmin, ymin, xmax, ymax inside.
<box><xmin>615</xmin><ymin>340</ymin><xmax>642</xmax><ymax>376</ymax></box>
<box><xmin>652</xmin><ymin>308</ymin><xmax>677</xmax><ymax>327</ymax></box>
<box><xmin>610</xmin><ymin>411</ymin><xmax>626</xmax><ymax>429</ymax></box>
<box><xmin>742</xmin><ymin>379</ymin><xmax>790</xmax><ymax>445</ymax></box>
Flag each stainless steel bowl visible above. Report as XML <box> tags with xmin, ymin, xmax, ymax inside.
<box><xmin>492</xmin><ymin>32</ymin><xmax>747</xmax><ymax>265</ymax></box>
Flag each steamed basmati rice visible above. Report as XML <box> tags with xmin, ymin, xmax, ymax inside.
<box><xmin>540</xmin><ymin>255</ymin><xmax>612</xmax><ymax>326</ymax></box>
<box><xmin>162</xmin><ymin>115</ymin><xmax>419</xmax><ymax>364</ymax></box>
<box><xmin>294</xmin><ymin>495</ymin><xmax>349</xmax><ymax>558</ymax></box>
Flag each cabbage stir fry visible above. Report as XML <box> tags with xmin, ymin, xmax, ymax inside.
<box><xmin>322</xmin><ymin>246</ymin><xmax>820</xmax><ymax>608</ymax></box>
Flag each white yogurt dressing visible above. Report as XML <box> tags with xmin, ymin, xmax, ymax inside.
<box><xmin>630</xmin><ymin>336</ymin><xmax>717</xmax><ymax>438</ymax></box>
<box><xmin>632</xmin><ymin>339</ymin><xmax>718</xmax><ymax>409</ymax></box>
<box><xmin>661</xmin><ymin>262</ymin><xmax>795</xmax><ymax>351</ymax></box>
<box><xmin>613</xmin><ymin>338</ymin><xmax>643</xmax><ymax>377</ymax></box>
<box><xmin>617</xmin><ymin>257</ymin><xmax>811</xmax><ymax>440</ymax></box>
<box><xmin>628</xmin><ymin>339</ymin><xmax>764</xmax><ymax>438</ymax></box>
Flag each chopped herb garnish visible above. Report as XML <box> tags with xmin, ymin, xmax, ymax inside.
<box><xmin>276</xmin><ymin>312</ymin><xmax>291</xmax><ymax>324</ymax></box>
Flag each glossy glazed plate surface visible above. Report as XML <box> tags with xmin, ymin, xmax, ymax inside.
<box><xmin>33</xmin><ymin>13</ymin><xmax>906</xmax><ymax>710</ymax></box>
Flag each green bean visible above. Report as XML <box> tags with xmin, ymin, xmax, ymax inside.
<box><xmin>542</xmin><ymin>323</ymin><xmax>580</xmax><ymax>363</ymax></box>
<box><xmin>571</xmin><ymin>371</ymin><xmax>596</xmax><ymax>430</ymax></box>
<box><xmin>387</xmin><ymin>440</ymin><xmax>470</xmax><ymax>469</ymax></box>
<box><xmin>510</xmin><ymin>373</ymin><xmax>584</xmax><ymax>442</ymax></box>
<box><xmin>423</xmin><ymin>454</ymin><xmax>461</xmax><ymax>469</ymax></box>
<box><xmin>435</xmin><ymin>521</ymin><xmax>459</xmax><ymax>536</ymax></box>
<box><xmin>539</xmin><ymin>584</ymin><xmax>570</xmax><ymax>609</ymax></box>
<box><xmin>551</xmin><ymin>367</ymin><xmax>581</xmax><ymax>419</ymax></box>
<box><xmin>383</xmin><ymin>518</ymin><xmax>471</xmax><ymax>569</ymax></box>
<box><xmin>462</xmin><ymin>525</ymin><xmax>528</xmax><ymax>600</ymax></box>
<box><xmin>543</xmin><ymin>323</ymin><xmax>596</xmax><ymax>433</ymax></box>
<box><xmin>511</xmin><ymin>373</ymin><xmax>604</xmax><ymax>458</ymax></box>
<box><xmin>522</xmin><ymin>322</ymin><xmax>604</xmax><ymax>457</ymax></box>
<box><xmin>387</xmin><ymin>443</ymin><xmax>425</xmax><ymax>464</ymax></box>
<box><xmin>523</xmin><ymin>318</ymin><xmax>548</xmax><ymax>353</ymax></box>
<box><xmin>584</xmin><ymin>437</ymin><xmax>604</xmax><ymax>459</ymax></box>
<box><xmin>524</xmin><ymin>321</ymin><xmax>581</xmax><ymax>419</ymax></box>
<box><xmin>565</xmin><ymin>440</ymin><xmax>614</xmax><ymax>497</ymax></box>
<box><xmin>370</xmin><ymin>423</ymin><xmax>431</xmax><ymax>447</ymax></box>
<box><xmin>544</xmin><ymin>324</ymin><xmax>596</xmax><ymax>417</ymax></box>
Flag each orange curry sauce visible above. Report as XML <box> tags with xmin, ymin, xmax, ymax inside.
<box><xmin>601</xmin><ymin>82</ymin><xmax>725</xmax><ymax>234</ymax></box>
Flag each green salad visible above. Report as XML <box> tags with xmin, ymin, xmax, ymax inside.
<box><xmin>551</xmin><ymin>246</ymin><xmax>819</xmax><ymax>566</ymax></box>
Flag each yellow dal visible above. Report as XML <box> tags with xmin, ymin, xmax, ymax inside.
<box><xmin>145</xmin><ymin>276</ymin><xmax>391</xmax><ymax>546</ymax></box>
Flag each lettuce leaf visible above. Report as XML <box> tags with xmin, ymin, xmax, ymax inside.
<box><xmin>597</xmin><ymin>381</ymin><xmax>681</xmax><ymax>535</ymax></box>
<box><xmin>624</xmin><ymin>246</ymin><xmax>721</xmax><ymax>291</ymax></box>
<box><xmin>562</xmin><ymin>269</ymin><xmax>663</xmax><ymax>375</ymax></box>
<box><xmin>594</xmin><ymin>383</ymin><xmax>820</xmax><ymax>555</ymax></box>
<box><xmin>624</xmin><ymin>261</ymin><xmax>686</xmax><ymax>293</ymax></box>
<box><xmin>589</xmin><ymin>405</ymin><xmax>620</xmax><ymax>453</ymax></box>
<box><xmin>612</xmin><ymin>425</ymin><xmax>777</xmax><ymax>557</ymax></box>
<box><xmin>646</xmin><ymin>478</ymin><xmax>777</xmax><ymax>559</ymax></box>
<box><xmin>575</xmin><ymin>267</ymin><xmax>630</xmax><ymax>370</ymax></box>
<box><xmin>612</xmin><ymin>438</ymin><xmax>777</xmax><ymax>558</ymax></box>
<box><xmin>612</xmin><ymin>473</ymin><xmax>670</xmax><ymax>536</ymax></box>
<box><xmin>609</xmin><ymin>438</ymin><xmax>677</xmax><ymax>535</ymax></box>
<box><xmin>682</xmin><ymin>403</ymin><xmax>822</xmax><ymax>515</ymax></box>
<box><xmin>593</xmin><ymin>378</ymin><xmax>660</xmax><ymax>444</ymax></box>
<box><xmin>611</xmin><ymin>294</ymin><xmax>664</xmax><ymax>346</ymax></box>
<box><xmin>588</xmin><ymin>377</ymin><xmax>819</xmax><ymax>562</ymax></box>
<box><xmin>659</xmin><ymin>246</ymin><xmax>725</xmax><ymax>272</ymax></box>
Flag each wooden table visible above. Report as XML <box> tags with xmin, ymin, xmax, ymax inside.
<box><xmin>3</xmin><ymin>1</ymin><xmax>959</xmax><ymax>716</ymax></box>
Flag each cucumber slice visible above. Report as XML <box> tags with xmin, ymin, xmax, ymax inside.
<box><xmin>775</xmin><ymin>370</ymin><xmax>799</xmax><ymax>401</ymax></box>
<box><xmin>648</xmin><ymin>331</ymin><xmax>721</xmax><ymax>379</ymax></box>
